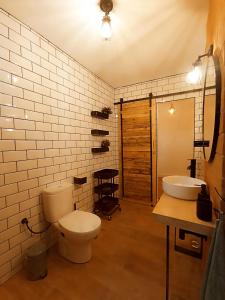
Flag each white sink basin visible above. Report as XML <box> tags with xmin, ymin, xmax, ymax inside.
<box><xmin>162</xmin><ymin>176</ymin><xmax>206</xmax><ymax>200</ymax></box>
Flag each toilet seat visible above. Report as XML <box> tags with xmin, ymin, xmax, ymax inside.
<box><xmin>58</xmin><ymin>210</ymin><xmax>101</xmax><ymax>240</ymax></box>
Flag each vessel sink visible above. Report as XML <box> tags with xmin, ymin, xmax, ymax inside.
<box><xmin>162</xmin><ymin>176</ymin><xmax>206</xmax><ymax>200</ymax></box>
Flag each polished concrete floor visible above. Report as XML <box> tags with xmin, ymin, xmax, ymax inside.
<box><xmin>0</xmin><ymin>200</ymin><xmax>206</xmax><ymax>300</ymax></box>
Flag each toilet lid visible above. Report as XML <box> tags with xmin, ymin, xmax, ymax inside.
<box><xmin>58</xmin><ymin>210</ymin><xmax>101</xmax><ymax>233</ymax></box>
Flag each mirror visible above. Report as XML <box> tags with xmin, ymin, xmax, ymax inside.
<box><xmin>203</xmin><ymin>55</ymin><xmax>221</xmax><ymax>162</ymax></box>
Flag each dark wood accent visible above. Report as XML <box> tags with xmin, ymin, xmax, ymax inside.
<box><xmin>73</xmin><ymin>177</ymin><xmax>87</xmax><ymax>185</ymax></box>
<box><xmin>194</xmin><ymin>140</ymin><xmax>210</xmax><ymax>147</ymax></box>
<box><xmin>91</xmin><ymin>111</ymin><xmax>109</xmax><ymax>119</ymax></box>
<box><xmin>91</xmin><ymin>129</ymin><xmax>109</xmax><ymax>136</ymax></box>
<box><xmin>91</xmin><ymin>147</ymin><xmax>109</xmax><ymax>153</ymax></box>
<box><xmin>120</xmin><ymin>98</ymin><xmax>124</xmax><ymax>196</ymax></box>
<box><xmin>149</xmin><ymin>93</ymin><xmax>153</xmax><ymax>205</ymax></box>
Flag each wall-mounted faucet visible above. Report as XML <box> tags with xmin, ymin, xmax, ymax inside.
<box><xmin>187</xmin><ymin>159</ymin><xmax>196</xmax><ymax>178</ymax></box>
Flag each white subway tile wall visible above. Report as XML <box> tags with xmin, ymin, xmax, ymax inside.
<box><xmin>0</xmin><ymin>9</ymin><xmax>118</xmax><ymax>283</ymax></box>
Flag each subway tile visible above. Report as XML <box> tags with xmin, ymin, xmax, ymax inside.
<box><xmin>3</xmin><ymin>150</ymin><xmax>27</xmax><ymax>162</ymax></box>
<box><xmin>36</xmin><ymin>141</ymin><xmax>52</xmax><ymax>149</ymax></box>
<box><xmin>16</xmin><ymin>140</ymin><xmax>36</xmax><ymax>150</ymax></box>
<box><xmin>50</xmin><ymin>72</ymin><xmax>63</xmax><ymax>84</ymax></box>
<box><xmin>1</xmin><ymin>106</ymin><xmax>24</xmax><ymax>119</ymax></box>
<box><xmin>42</xmin><ymin>77</ymin><xmax>57</xmax><ymax>90</ymax></box>
<box><xmin>8</xmin><ymin>210</ymin><xmax>30</xmax><ymax>227</ymax></box>
<box><xmin>0</xmin><ymin>204</ymin><xmax>19</xmax><ymax>220</ymax></box>
<box><xmin>20</xmin><ymin>196</ymin><xmax>39</xmax><ymax>211</ymax></box>
<box><xmin>38</xmin><ymin>174</ymin><xmax>53</xmax><ymax>186</ymax></box>
<box><xmin>17</xmin><ymin>159</ymin><xmax>37</xmax><ymax>171</ymax></box>
<box><xmin>18</xmin><ymin>178</ymin><xmax>38</xmax><ymax>192</ymax></box>
<box><xmin>34</xmin><ymin>102</ymin><xmax>51</xmax><ymax>114</ymax></box>
<box><xmin>45</xmin><ymin>148</ymin><xmax>60</xmax><ymax>157</ymax></box>
<box><xmin>13</xmin><ymin>97</ymin><xmax>35</xmax><ymax>111</ymax></box>
<box><xmin>0</xmin><ymin>46</ymin><xmax>9</xmax><ymax>60</ymax></box>
<box><xmin>9</xmin><ymin>231</ymin><xmax>30</xmax><ymax>248</ymax></box>
<box><xmin>5</xmin><ymin>171</ymin><xmax>27</xmax><ymax>184</ymax></box>
<box><xmin>38</xmin><ymin>157</ymin><xmax>53</xmax><ymax>168</ymax></box>
<box><xmin>34</xmin><ymin>83</ymin><xmax>50</xmax><ymax>97</ymax></box>
<box><xmin>0</xmin><ymin>197</ymin><xmax>6</xmax><ymax>209</ymax></box>
<box><xmin>14</xmin><ymin>119</ymin><xmax>35</xmax><ymax>130</ymax></box>
<box><xmin>28</xmin><ymin>167</ymin><xmax>45</xmax><ymax>179</ymax></box>
<box><xmin>0</xmin><ymin>35</ymin><xmax>20</xmax><ymax>54</ymax></box>
<box><xmin>0</xmin><ymin>183</ymin><xmax>18</xmax><ymax>197</ymax></box>
<box><xmin>10</xmin><ymin>52</ymin><xmax>32</xmax><ymax>70</ymax></box>
<box><xmin>21</xmin><ymin>27</ymin><xmax>40</xmax><ymax>45</ymax></box>
<box><xmin>43</xmin><ymin>96</ymin><xmax>58</xmax><ymax>107</ymax></box>
<box><xmin>31</xmin><ymin>43</ymin><xmax>48</xmax><ymax>59</ymax></box>
<box><xmin>22</xmin><ymin>69</ymin><xmax>41</xmax><ymax>84</ymax></box>
<box><xmin>6</xmin><ymin>191</ymin><xmax>29</xmax><ymax>206</ymax></box>
<box><xmin>40</xmin><ymin>39</ymin><xmax>55</xmax><ymax>55</ymax></box>
<box><xmin>36</xmin><ymin>121</ymin><xmax>51</xmax><ymax>132</ymax></box>
<box><xmin>41</xmin><ymin>58</ymin><xmax>56</xmax><ymax>73</ymax></box>
<box><xmin>0</xmin><ymin>241</ymin><xmax>9</xmax><ymax>256</ymax></box>
<box><xmin>2</xmin><ymin>129</ymin><xmax>25</xmax><ymax>140</ymax></box>
<box><xmin>24</xmin><ymin>110</ymin><xmax>43</xmax><ymax>122</ymax></box>
<box><xmin>9</xmin><ymin>29</ymin><xmax>31</xmax><ymax>49</ymax></box>
<box><xmin>21</xmin><ymin>47</ymin><xmax>40</xmax><ymax>64</ymax></box>
<box><xmin>0</xmin><ymin>70</ymin><xmax>11</xmax><ymax>83</ymax></box>
<box><xmin>0</xmin><ymin>82</ymin><xmax>23</xmax><ymax>98</ymax></box>
<box><xmin>0</xmin><ymin>140</ymin><xmax>15</xmax><ymax>151</ymax></box>
<box><xmin>33</xmin><ymin>64</ymin><xmax>49</xmax><ymax>78</ymax></box>
<box><xmin>0</xmin><ymin>220</ymin><xmax>7</xmax><ymax>233</ymax></box>
<box><xmin>12</xmin><ymin>75</ymin><xmax>34</xmax><ymax>90</ymax></box>
<box><xmin>0</xmin><ymin>116</ymin><xmax>14</xmax><ymax>128</ymax></box>
<box><xmin>27</xmin><ymin>150</ymin><xmax>44</xmax><ymax>159</ymax></box>
<box><xmin>0</xmin><ymin>162</ymin><xmax>17</xmax><ymax>174</ymax></box>
<box><xmin>26</xmin><ymin>130</ymin><xmax>44</xmax><ymax>140</ymax></box>
<box><xmin>44</xmin><ymin>131</ymin><xmax>58</xmax><ymax>140</ymax></box>
<box><xmin>0</xmin><ymin>11</ymin><xmax>20</xmax><ymax>33</ymax></box>
<box><xmin>43</xmin><ymin>114</ymin><xmax>58</xmax><ymax>124</ymax></box>
<box><xmin>24</xmin><ymin>90</ymin><xmax>42</xmax><ymax>103</ymax></box>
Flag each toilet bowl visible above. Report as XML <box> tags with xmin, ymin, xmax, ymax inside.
<box><xmin>42</xmin><ymin>183</ymin><xmax>101</xmax><ymax>263</ymax></box>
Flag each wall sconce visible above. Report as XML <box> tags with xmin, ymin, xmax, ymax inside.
<box><xmin>186</xmin><ymin>45</ymin><xmax>213</xmax><ymax>84</ymax></box>
<box><xmin>168</xmin><ymin>102</ymin><xmax>175</xmax><ymax>115</ymax></box>
<box><xmin>100</xmin><ymin>0</ymin><xmax>113</xmax><ymax>40</ymax></box>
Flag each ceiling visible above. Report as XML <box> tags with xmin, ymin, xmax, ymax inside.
<box><xmin>0</xmin><ymin>0</ymin><xmax>209</xmax><ymax>87</ymax></box>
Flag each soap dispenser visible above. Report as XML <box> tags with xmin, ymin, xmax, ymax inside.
<box><xmin>196</xmin><ymin>184</ymin><xmax>212</xmax><ymax>222</ymax></box>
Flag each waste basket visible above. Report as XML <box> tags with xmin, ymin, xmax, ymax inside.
<box><xmin>26</xmin><ymin>241</ymin><xmax>48</xmax><ymax>281</ymax></box>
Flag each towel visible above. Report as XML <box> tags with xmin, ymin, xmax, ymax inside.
<box><xmin>201</xmin><ymin>214</ymin><xmax>225</xmax><ymax>300</ymax></box>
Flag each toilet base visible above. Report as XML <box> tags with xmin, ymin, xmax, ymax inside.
<box><xmin>58</xmin><ymin>234</ymin><xmax>92</xmax><ymax>263</ymax></box>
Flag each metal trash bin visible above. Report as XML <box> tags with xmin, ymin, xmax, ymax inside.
<box><xmin>26</xmin><ymin>241</ymin><xmax>48</xmax><ymax>281</ymax></box>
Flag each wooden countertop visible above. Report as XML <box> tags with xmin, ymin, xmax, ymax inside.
<box><xmin>152</xmin><ymin>193</ymin><xmax>216</xmax><ymax>236</ymax></box>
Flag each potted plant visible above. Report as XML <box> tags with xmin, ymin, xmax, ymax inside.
<box><xmin>101</xmin><ymin>139</ymin><xmax>110</xmax><ymax>149</ymax></box>
<box><xmin>101</xmin><ymin>107</ymin><xmax>112</xmax><ymax>117</ymax></box>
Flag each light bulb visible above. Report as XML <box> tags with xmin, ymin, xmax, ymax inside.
<box><xmin>186</xmin><ymin>65</ymin><xmax>202</xmax><ymax>84</ymax></box>
<box><xmin>101</xmin><ymin>14</ymin><xmax>112</xmax><ymax>40</ymax></box>
<box><xmin>168</xmin><ymin>103</ymin><xmax>175</xmax><ymax>115</ymax></box>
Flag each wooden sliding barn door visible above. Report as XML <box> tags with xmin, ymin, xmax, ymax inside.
<box><xmin>121</xmin><ymin>99</ymin><xmax>154</xmax><ymax>203</ymax></box>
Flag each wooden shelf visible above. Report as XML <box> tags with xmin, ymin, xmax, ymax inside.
<box><xmin>91</xmin><ymin>147</ymin><xmax>109</xmax><ymax>153</ymax></box>
<box><xmin>73</xmin><ymin>177</ymin><xmax>87</xmax><ymax>185</ymax></box>
<box><xmin>91</xmin><ymin>129</ymin><xmax>109</xmax><ymax>136</ymax></box>
<box><xmin>91</xmin><ymin>111</ymin><xmax>109</xmax><ymax>119</ymax></box>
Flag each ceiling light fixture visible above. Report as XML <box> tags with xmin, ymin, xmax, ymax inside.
<box><xmin>100</xmin><ymin>0</ymin><xmax>113</xmax><ymax>40</ymax></box>
<box><xmin>186</xmin><ymin>45</ymin><xmax>213</xmax><ymax>84</ymax></box>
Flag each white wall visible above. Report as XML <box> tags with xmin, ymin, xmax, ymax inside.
<box><xmin>0</xmin><ymin>9</ymin><xmax>118</xmax><ymax>284</ymax></box>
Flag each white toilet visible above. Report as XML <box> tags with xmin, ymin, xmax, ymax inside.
<box><xmin>42</xmin><ymin>183</ymin><xmax>101</xmax><ymax>263</ymax></box>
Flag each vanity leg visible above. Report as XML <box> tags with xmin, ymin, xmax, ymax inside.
<box><xmin>166</xmin><ymin>225</ymin><xmax>170</xmax><ymax>300</ymax></box>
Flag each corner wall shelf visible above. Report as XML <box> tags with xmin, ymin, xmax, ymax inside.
<box><xmin>91</xmin><ymin>129</ymin><xmax>109</xmax><ymax>136</ymax></box>
<box><xmin>91</xmin><ymin>147</ymin><xmax>109</xmax><ymax>153</ymax></box>
<box><xmin>91</xmin><ymin>111</ymin><xmax>109</xmax><ymax>119</ymax></box>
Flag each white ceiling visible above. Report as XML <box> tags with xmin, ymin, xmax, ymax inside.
<box><xmin>0</xmin><ymin>0</ymin><xmax>209</xmax><ymax>87</ymax></box>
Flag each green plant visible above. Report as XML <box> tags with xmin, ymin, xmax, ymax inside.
<box><xmin>101</xmin><ymin>139</ymin><xmax>110</xmax><ymax>148</ymax></box>
<box><xmin>102</xmin><ymin>107</ymin><xmax>112</xmax><ymax>115</ymax></box>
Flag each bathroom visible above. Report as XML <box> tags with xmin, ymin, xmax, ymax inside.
<box><xmin>0</xmin><ymin>0</ymin><xmax>224</xmax><ymax>299</ymax></box>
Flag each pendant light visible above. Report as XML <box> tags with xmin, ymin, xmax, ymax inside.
<box><xmin>100</xmin><ymin>0</ymin><xmax>113</xmax><ymax>40</ymax></box>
